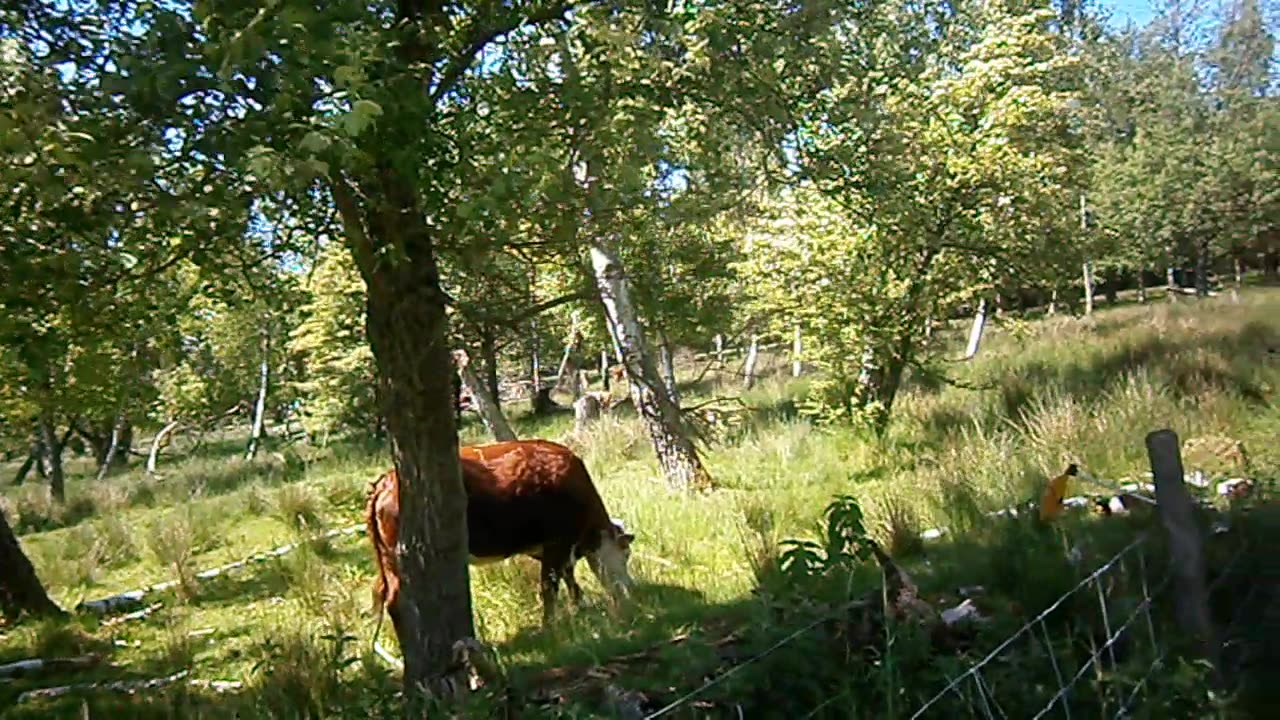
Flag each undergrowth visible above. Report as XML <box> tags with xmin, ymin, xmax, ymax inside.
<box><xmin>1</xmin><ymin>289</ymin><xmax>1277</xmax><ymax>718</ymax></box>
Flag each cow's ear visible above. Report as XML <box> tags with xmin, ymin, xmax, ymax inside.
<box><xmin>619</xmin><ymin>532</ymin><xmax>635</xmax><ymax>548</ymax></box>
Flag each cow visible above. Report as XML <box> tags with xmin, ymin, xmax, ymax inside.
<box><xmin>366</xmin><ymin>439</ymin><xmax>635</xmax><ymax>631</ymax></box>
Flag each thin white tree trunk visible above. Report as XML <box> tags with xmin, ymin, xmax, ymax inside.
<box><xmin>1082</xmin><ymin>261</ymin><xmax>1095</xmax><ymax>316</ymax></box>
<box><xmin>589</xmin><ymin>242</ymin><xmax>711</xmax><ymax>490</ymax></box>
<box><xmin>95</xmin><ymin>408</ymin><xmax>129</xmax><ymax>482</ymax></box>
<box><xmin>743</xmin><ymin>335</ymin><xmax>760</xmax><ymax>389</ymax></box>
<box><xmin>964</xmin><ymin>299</ymin><xmax>988</xmax><ymax>360</ymax></box>
<box><xmin>1137</xmin><ymin>266</ymin><xmax>1148</xmax><ymax>303</ymax></box>
<box><xmin>714</xmin><ymin>333</ymin><xmax>725</xmax><ymax>368</ymax></box>
<box><xmin>1167</xmin><ymin>259</ymin><xmax>1178</xmax><ymax>302</ymax></box>
<box><xmin>453</xmin><ymin>350</ymin><xmax>516</xmax><ymax>442</ymax></box>
<box><xmin>1232</xmin><ymin>256</ymin><xmax>1243</xmax><ymax>303</ymax></box>
<box><xmin>791</xmin><ymin>324</ymin><xmax>802</xmax><ymax>377</ymax></box>
<box><xmin>553</xmin><ymin>316</ymin><xmax>581</xmax><ymax>392</ymax></box>
<box><xmin>1048</xmin><ymin>288</ymin><xmax>1058</xmax><ymax>315</ymax></box>
<box><xmin>529</xmin><ymin>320</ymin><xmax>542</xmax><ymax>399</ymax></box>
<box><xmin>146</xmin><ymin>420</ymin><xmax>182</xmax><ymax>476</ymax></box>
<box><xmin>244</xmin><ymin>328</ymin><xmax>270</xmax><ymax>462</ymax></box>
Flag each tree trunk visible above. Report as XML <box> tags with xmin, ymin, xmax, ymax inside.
<box><xmin>1232</xmin><ymin>255</ymin><xmax>1244</xmax><ymax>303</ymax></box>
<box><xmin>1048</xmin><ymin>288</ymin><xmax>1059</xmax><ymax>315</ymax></box>
<box><xmin>657</xmin><ymin>330</ymin><xmax>679</xmax><ymax>405</ymax></box>
<box><xmin>964</xmin><ymin>298</ymin><xmax>987</xmax><ymax>360</ymax></box>
<box><xmin>1194</xmin><ymin>238</ymin><xmax>1210</xmax><ymax>298</ymax></box>
<box><xmin>599</xmin><ymin>349</ymin><xmax>610</xmax><ymax>391</ymax></box>
<box><xmin>589</xmin><ymin>242</ymin><xmax>711</xmax><ymax>490</ymax></box>
<box><xmin>858</xmin><ymin>333</ymin><xmax>913</xmax><ymax>436</ymax></box>
<box><xmin>553</xmin><ymin>317</ymin><xmax>581</xmax><ymax>395</ymax></box>
<box><xmin>1166</xmin><ymin>260</ymin><xmax>1178</xmax><ymax>302</ymax></box>
<box><xmin>245</xmin><ymin>326</ymin><xmax>271</xmax><ymax>461</ymax></box>
<box><xmin>1137</xmin><ymin>266</ymin><xmax>1148</xmax><ymax>303</ymax></box>
<box><xmin>1104</xmin><ymin>272</ymin><xmax>1118</xmax><ymax>304</ymax></box>
<box><xmin>11</xmin><ymin>439</ymin><xmax>41</xmax><ymax>486</ymax></box>
<box><xmin>38</xmin><ymin>415</ymin><xmax>66</xmax><ymax>504</ymax></box>
<box><xmin>1082</xmin><ymin>260</ymin><xmax>1095</xmax><ymax>316</ymax></box>
<box><xmin>742</xmin><ymin>334</ymin><xmax>760</xmax><ymax>390</ymax></box>
<box><xmin>713</xmin><ymin>333</ymin><xmax>725</xmax><ymax>368</ymax></box>
<box><xmin>334</xmin><ymin>172</ymin><xmax>474</xmax><ymax>702</ymax></box>
<box><xmin>529</xmin><ymin>319</ymin><xmax>542</xmax><ymax>405</ymax></box>
<box><xmin>95</xmin><ymin>409</ymin><xmax>130</xmax><ymax>482</ymax></box>
<box><xmin>478</xmin><ymin>329</ymin><xmax>502</xmax><ymax>412</ymax></box>
<box><xmin>0</xmin><ymin>508</ymin><xmax>63</xmax><ymax>622</ymax></box>
<box><xmin>791</xmin><ymin>324</ymin><xmax>803</xmax><ymax>377</ymax></box>
<box><xmin>453</xmin><ymin>350</ymin><xmax>517</xmax><ymax>443</ymax></box>
<box><xmin>146</xmin><ymin>419</ymin><xmax>182</xmax><ymax>476</ymax></box>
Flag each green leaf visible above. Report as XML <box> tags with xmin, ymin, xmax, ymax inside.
<box><xmin>342</xmin><ymin>99</ymin><xmax>384</xmax><ymax>137</ymax></box>
<box><xmin>299</xmin><ymin>131</ymin><xmax>331</xmax><ymax>154</ymax></box>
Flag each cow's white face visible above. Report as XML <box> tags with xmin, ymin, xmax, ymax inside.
<box><xmin>586</xmin><ymin>519</ymin><xmax>634</xmax><ymax>599</ymax></box>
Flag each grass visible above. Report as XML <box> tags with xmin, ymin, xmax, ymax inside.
<box><xmin>1</xmin><ymin>288</ymin><xmax>1278</xmax><ymax>718</ymax></box>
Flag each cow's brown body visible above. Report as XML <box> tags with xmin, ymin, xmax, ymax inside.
<box><xmin>366</xmin><ymin>439</ymin><xmax>633</xmax><ymax>627</ymax></box>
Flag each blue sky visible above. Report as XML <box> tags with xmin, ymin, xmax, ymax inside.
<box><xmin>1101</xmin><ymin>0</ymin><xmax>1159</xmax><ymax>28</ymax></box>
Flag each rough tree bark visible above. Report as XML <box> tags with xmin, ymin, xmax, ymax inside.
<box><xmin>589</xmin><ymin>243</ymin><xmax>711</xmax><ymax>490</ymax></box>
<box><xmin>245</xmin><ymin>324</ymin><xmax>271</xmax><ymax>461</ymax></box>
<box><xmin>0</xmin><ymin>508</ymin><xmax>63</xmax><ymax>622</ymax></box>
<box><xmin>11</xmin><ymin>439</ymin><xmax>41</xmax><ymax>486</ymax></box>
<box><xmin>963</xmin><ymin>298</ymin><xmax>987</xmax><ymax>360</ymax></box>
<box><xmin>657</xmin><ymin>329</ymin><xmax>679</xmax><ymax>405</ymax></box>
<box><xmin>453</xmin><ymin>350</ymin><xmax>516</xmax><ymax>443</ymax></box>
<box><xmin>599</xmin><ymin>349</ymin><xmax>610</xmax><ymax>391</ymax></box>
<box><xmin>1194</xmin><ymin>237</ymin><xmax>1210</xmax><ymax>298</ymax></box>
<box><xmin>333</xmin><ymin>170</ymin><xmax>474</xmax><ymax>704</ymax></box>
<box><xmin>478</xmin><ymin>328</ymin><xmax>502</xmax><ymax>412</ymax></box>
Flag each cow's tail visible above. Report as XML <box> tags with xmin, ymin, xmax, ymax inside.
<box><xmin>366</xmin><ymin>471</ymin><xmax>391</xmax><ymax>648</ymax></box>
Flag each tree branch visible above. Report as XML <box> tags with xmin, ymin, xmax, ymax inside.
<box><xmin>429</xmin><ymin>1</ymin><xmax>584</xmax><ymax>104</ymax></box>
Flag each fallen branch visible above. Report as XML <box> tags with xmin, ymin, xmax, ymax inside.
<box><xmin>79</xmin><ymin>524</ymin><xmax>365</xmax><ymax>616</ymax></box>
<box><xmin>0</xmin><ymin>655</ymin><xmax>101</xmax><ymax>679</ymax></box>
<box><xmin>374</xmin><ymin>641</ymin><xmax>404</xmax><ymax>670</ymax></box>
<box><xmin>18</xmin><ymin>670</ymin><xmax>190</xmax><ymax>703</ymax></box>
<box><xmin>101</xmin><ymin>602</ymin><xmax>163</xmax><ymax>627</ymax></box>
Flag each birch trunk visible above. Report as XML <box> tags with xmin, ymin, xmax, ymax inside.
<box><xmin>0</xmin><ymin>508</ymin><xmax>63</xmax><ymax>621</ymax></box>
<box><xmin>529</xmin><ymin>320</ymin><xmax>542</xmax><ymax>400</ymax></box>
<box><xmin>1137</xmin><ymin>267</ymin><xmax>1148</xmax><ymax>303</ymax></box>
<box><xmin>964</xmin><ymin>299</ymin><xmax>988</xmax><ymax>360</ymax></box>
<box><xmin>244</xmin><ymin>327</ymin><xmax>270</xmax><ymax>462</ymax></box>
<box><xmin>38</xmin><ymin>415</ymin><xmax>65</xmax><ymax>504</ymax></box>
<box><xmin>1232</xmin><ymin>256</ymin><xmax>1243</xmax><ymax>303</ymax></box>
<box><xmin>791</xmin><ymin>325</ymin><xmax>803</xmax><ymax>377</ymax></box>
<box><xmin>599</xmin><ymin>350</ymin><xmax>610</xmax><ymax>391</ymax></box>
<box><xmin>714</xmin><ymin>333</ymin><xmax>725</xmax><ymax>368</ymax></box>
<box><xmin>1048</xmin><ymin>288</ymin><xmax>1058</xmax><ymax>315</ymax></box>
<box><xmin>95</xmin><ymin>409</ymin><xmax>130</xmax><ymax>482</ymax></box>
<box><xmin>146</xmin><ymin>420</ymin><xmax>182</xmax><ymax>475</ymax></box>
<box><xmin>453</xmin><ymin>350</ymin><xmax>516</xmax><ymax>443</ymax></box>
<box><xmin>657</xmin><ymin>330</ymin><xmax>679</xmax><ymax>405</ymax></box>
<box><xmin>1167</xmin><ymin>256</ymin><xmax>1179</xmax><ymax>301</ymax></box>
<box><xmin>1082</xmin><ymin>260</ymin><xmax>1095</xmax><ymax>316</ymax></box>
<box><xmin>743</xmin><ymin>335</ymin><xmax>760</xmax><ymax>389</ymax></box>
<box><xmin>554</xmin><ymin>317</ymin><xmax>581</xmax><ymax>394</ymax></box>
<box><xmin>589</xmin><ymin>243</ymin><xmax>711</xmax><ymax>490</ymax></box>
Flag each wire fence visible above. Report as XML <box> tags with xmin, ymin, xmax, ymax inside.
<box><xmin>632</xmin><ymin>433</ymin><xmax>1260</xmax><ymax>720</ymax></box>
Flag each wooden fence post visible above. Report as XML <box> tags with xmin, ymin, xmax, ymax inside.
<box><xmin>1146</xmin><ymin>428</ymin><xmax>1224</xmax><ymax>687</ymax></box>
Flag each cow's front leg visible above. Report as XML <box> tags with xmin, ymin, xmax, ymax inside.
<box><xmin>539</xmin><ymin>544</ymin><xmax>575</xmax><ymax>624</ymax></box>
<box><xmin>562</xmin><ymin>558</ymin><xmax>584</xmax><ymax>608</ymax></box>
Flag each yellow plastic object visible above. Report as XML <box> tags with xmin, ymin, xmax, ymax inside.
<box><xmin>1039</xmin><ymin>464</ymin><xmax>1079</xmax><ymax>521</ymax></box>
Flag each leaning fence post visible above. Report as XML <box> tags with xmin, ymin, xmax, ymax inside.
<box><xmin>1145</xmin><ymin>428</ymin><xmax>1224</xmax><ymax>686</ymax></box>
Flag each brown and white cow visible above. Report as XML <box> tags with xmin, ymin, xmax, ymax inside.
<box><xmin>365</xmin><ymin>439</ymin><xmax>635</xmax><ymax>628</ymax></box>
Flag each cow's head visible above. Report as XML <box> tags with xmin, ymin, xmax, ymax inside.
<box><xmin>586</xmin><ymin>518</ymin><xmax>635</xmax><ymax>599</ymax></box>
